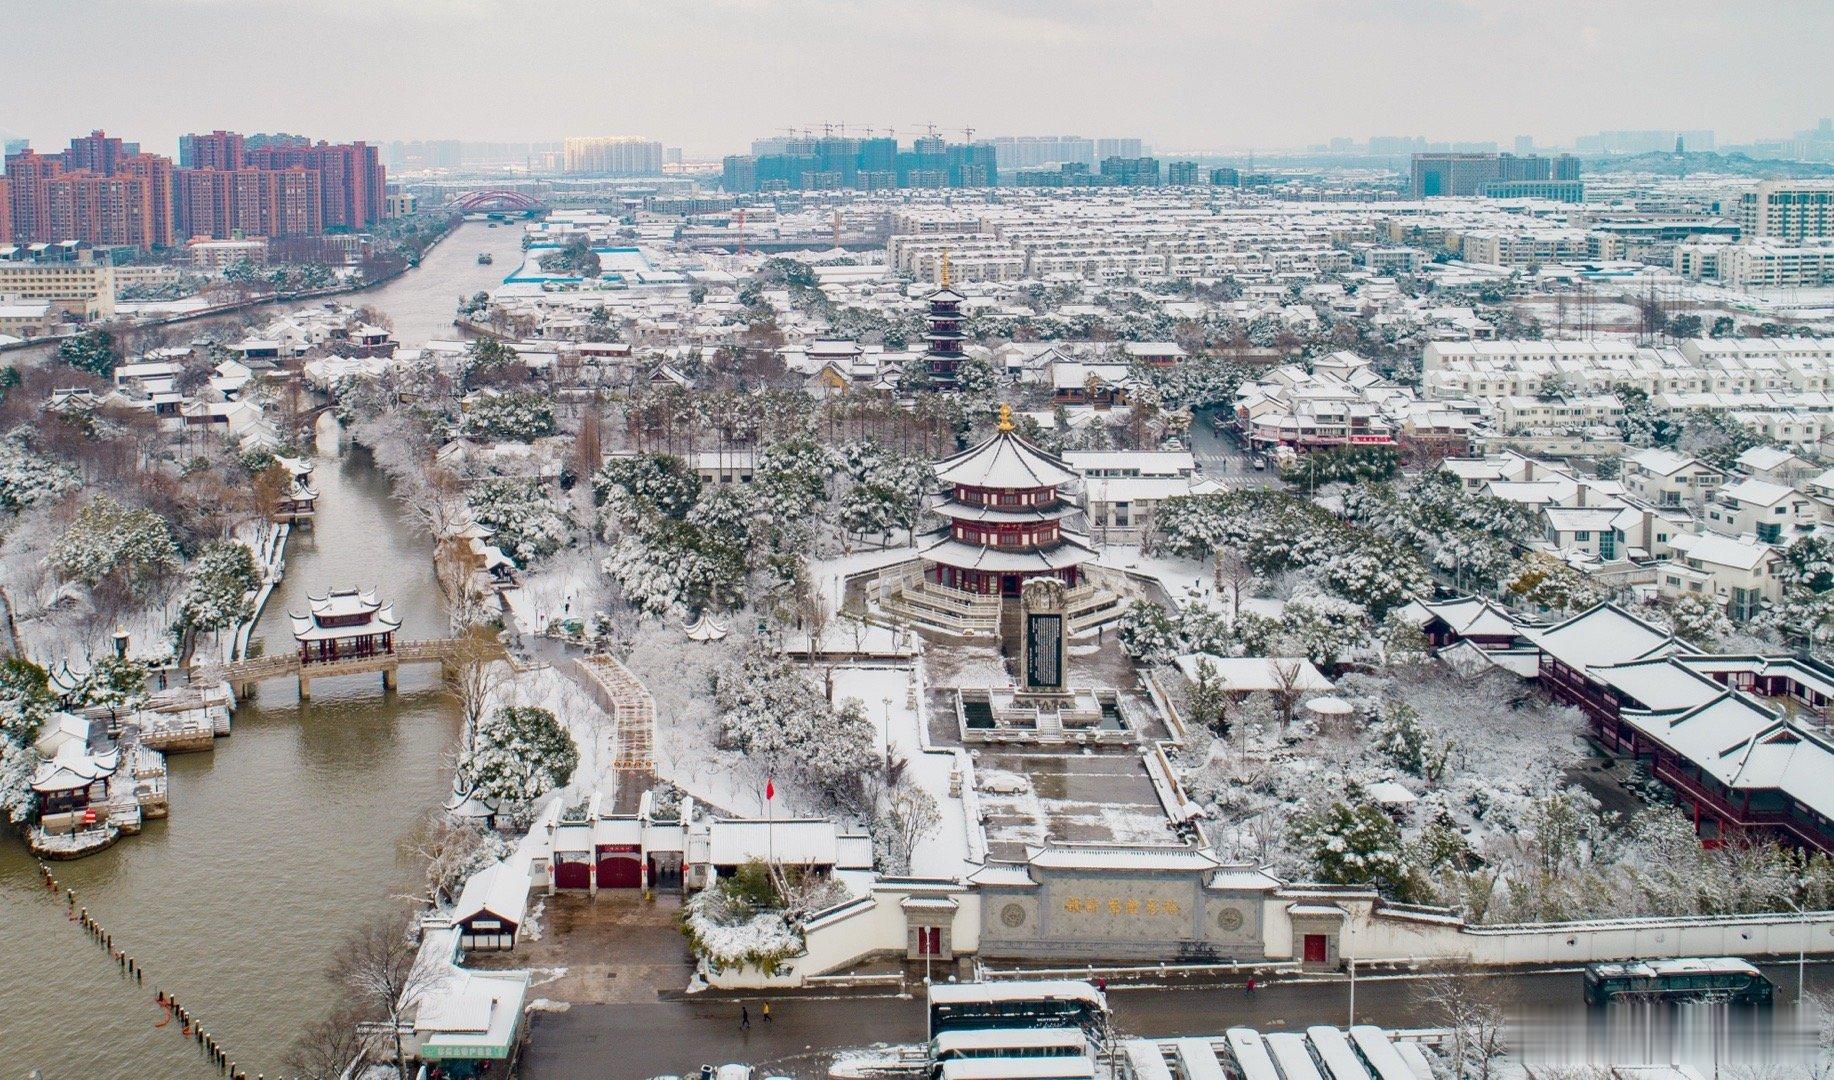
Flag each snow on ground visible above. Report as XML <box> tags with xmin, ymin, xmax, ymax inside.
<box><xmin>502</xmin><ymin>549</ymin><xmax>613</xmax><ymax>637</ymax></box>
<box><xmin>807</xmin><ymin>544</ymin><xmax>917</xmax><ymax>613</ymax></box>
<box><xmin>828</xmin><ymin>663</ymin><xmax>979</xmax><ymax>878</ymax></box>
<box><xmin>490</xmin><ymin>659</ymin><xmax>621</xmax><ymax>803</ymax></box>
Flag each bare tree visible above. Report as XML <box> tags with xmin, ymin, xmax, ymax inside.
<box><xmin>401</xmin><ymin>809</ymin><xmax>505</xmax><ymax>908</ymax></box>
<box><xmin>1269</xmin><ymin>659</ymin><xmax>1306</xmax><ymax>729</ymax></box>
<box><xmin>283</xmin><ymin>1004</ymin><xmax>375</xmax><ymax>1080</ymax></box>
<box><xmin>1414</xmin><ymin>970</ymin><xmax>1508</xmax><ymax>1080</ymax></box>
<box><xmin>448</xmin><ymin>636</ymin><xmax>508</xmax><ymax>758</ymax></box>
<box><xmin>1212</xmin><ymin>547</ymin><xmax>1259</xmax><ymax>621</ymax></box>
<box><xmin>330</xmin><ymin>907</ymin><xmax>446</xmax><ymax>1080</ymax></box>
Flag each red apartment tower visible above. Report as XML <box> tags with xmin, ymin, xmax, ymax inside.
<box><xmin>249</xmin><ymin>141</ymin><xmax>385</xmax><ymax>229</ymax></box>
<box><xmin>3</xmin><ymin>133</ymin><xmax>173</xmax><ymax>249</ymax></box>
<box><xmin>176</xmin><ymin>166</ymin><xmax>322</xmax><ymax>239</ymax></box>
<box><xmin>4</xmin><ymin>149</ymin><xmax>62</xmax><ymax>243</ymax></box>
<box><xmin>183</xmin><ymin>130</ymin><xmax>246</xmax><ymax>171</ymax></box>
<box><xmin>0</xmin><ymin>178</ymin><xmax>10</xmax><ymax>242</ymax></box>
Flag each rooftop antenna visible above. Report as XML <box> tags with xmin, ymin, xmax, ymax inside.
<box><xmin>963</xmin><ymin>126</ymin><xmax>976</xmax><ymax>143</ymax></box>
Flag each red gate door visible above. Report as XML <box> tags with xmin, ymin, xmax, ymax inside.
<box><xmin>1303</xmin><ymin>934</ymin><xmax>1328</xmax><ymax>964</ymax></box>
<box><xmin>596</xmin><ymin>854</ymin><xmax>642</xmax><ymax>888</ymax></box>
<box><xmin>553</xmin><ymin>859</ymin><xmax>591</xmax><ymax>890</ymax></box>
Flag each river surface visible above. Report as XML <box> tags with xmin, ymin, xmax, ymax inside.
<box><xmin>0</xmin><ymin>221</ymin><xmax>517</xmax><ymax>1078</ymax></box>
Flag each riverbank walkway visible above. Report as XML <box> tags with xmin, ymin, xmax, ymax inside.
<box><xmin>192</xmin><ymin>637</ymin><xmax>465</xmax><ymax>698</ymax></box>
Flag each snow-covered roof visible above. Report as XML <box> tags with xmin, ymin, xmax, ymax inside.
<box><xmin>1587</xmin><ymin>658</ymin><xmax>1724</xmax><ymax>714</ymax></box>
<box><xmin>707</xmin><ymin>819</ymin><xmax>841</xmax><ymax>867</ymax></box>
<box><xmin>934</xmin><ymin>429</ymin><xmax>1080</xmax><ymax>490</ymax></box>
<box><xmin>919</xmin><ymin>532</ymin><xmax>1097</xmax><ymax>573</ymax></box>
<box><xmin>31</xmin><ymin>741</ymin><xmax>119</xmax><ymax>793</ymax></box>
<box><xmin>452</xmin><ymin>858</ymin><xmax>532</xmax><ymax>928</ymax></box>
<box><xmin>1410</xmin><ymin>596</ymin><xmax>1522</xmax><ymax>639</ymax></box>
<box><xmin>1171</xmin><ymin>654</ymin><xmax>1333</xmax><ymax>694</ymax></box>
<box><xmin>1668</xmin><ymin>532</ymin><xmax>1778</xmax><ymax>572</ymax></box>
<box><xmin>413</xmin><ymin>969</ymin><xmax>529</xmax><ymax>1058</ymax></box>
<box><xmin>1525</xmin><ymin>603</ymin><xmax>1680</xmax><ymax>672</ymax></box>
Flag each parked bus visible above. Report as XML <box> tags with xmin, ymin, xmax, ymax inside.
<box><xmin>1303</xmin><ymin>1027</ymin><xmax>1371</xmax><ymax>1080</ymax></box>
<box><xmin>937</xmin><ymin>1057</ymin><xmax>1096</xmax><ymax>1080</ymax></box>
<box><xmin>928</xmin><ymin>981</ymin><xmax>1109</xmax><ymax>1038</ymax></box>
<box><xmin>1173</xmin><ymin>1038</ymin><xmax>1231</xmax><ymax>1080</ymax></box>
<box><xmin>1222</xmin><ymin>1029</ymin><xmax>1282</xmax><ymax>1080</ymax></box>
<box><xmin>1122</xmin><ymin>1040</ymin><xmax>1175</xmax><ymax>1080</ymax></box>
<box><xmin>1347</xmin><ymin>1027</ymin><xmax>1419</xmax><ymax>1080</ymax></box>
<box><xmin>933</xmin><ymin>1029</ymin><xmax>1092</xmax><ymax>1066</ymax></box>
<box><xmin>1262</xmin><ymin>1032</ymin><xmax>1326</xmax><ymax>1080</ymax></box>
<box><xmin>1582</xmin><ymin>958</ymin><xmax>1774</xmax><ymax>1006</ymax></box>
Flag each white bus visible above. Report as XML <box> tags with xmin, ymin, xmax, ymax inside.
<box><xmin>937</xmin><ymin>1056</ymin><xmax>1097</xmax><ymax>1080</ymax></box>
<box><xmin>934</xmin><ymin>1029</ymin><xmax>1093</xmax><ymax>1065</ymax></box>
<box><xmin>1223</xmin><ymin>1028</ymin><xmax>1282</xmax><ymax>1080</ymax></box>
<box><xmin>1303</xmin><ymin>1027</ymin><xmax>1371</xmax><ymax>1080</ymax></box>
<box><xmin>1174</xmin><ymin>1037</ymin><xmax>1231</xmax><ymax>1080</ymax></box>
<box><xmin>1263</xmin><ymin>1032</ymin><xmax>1326</xmax><ymax>1080</ymax></box>
<box><xmin>1347</xmin><ymin>1026</ymin><xmax>1417</xmax><ymax>1080</ymax></box>
<box><xmin>1122</xmin><ymin>1040</ymin><xmax>1176</xmax><ymax>1080</ymax></box>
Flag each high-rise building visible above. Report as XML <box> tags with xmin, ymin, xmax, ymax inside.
<box><xmin>118</xmin><ymin>153</ymin><xmax>175</xmax><ymax>248</ymax></box>
<box><xmin>63</xmin><ymin>130</ymin><xmax>131</xmax><ymax>175</ymax></box>
<box><xmin>4</xmin><ymin>149</ymin><xmax>60</xmax><ymax>241</ymax></box>
<box><xmin>0</xmin><ymin>178</ymin><xmax>10</xmax><ymax>242</ymax></box>
<box><xmin>44</xmin><ymin>171</ymin><xmax>160</xmax><ymax>248</ymax></box>
<box><xmin>1166</xmin><ymin>161</ymin><xmax>1200</xmax><ymax>185</ymax></box>
<box><xmin>1411</xmin><ymin>152</ymin><xmax>1579</xmax><ymax>197</ymax></box>
<box><xmin>1</xmin><ymin>139</ymin><xmax>25</xmax><ymax>163</ymax></box>
<box><xmin>176</xmin><ymin>166</ymin><xmax>323</xmax><ymax>239</ymax></box>
<box><xmin>1100</xmin><ymin>156</ymin><xmax>1160</xmax><ymax>186</ymax></box>
<box><xmin>248</xmin><ymin>140</ymin><xmax>385</xmax><ymax>229</ymax></box>
<box><xmin>1096</xmin><ymin>137</ymin><xmax>1144</xmax><ymax>160</ymax></box>
<box><xmin>1514</xmin><ymin>135</ymin><xmax>1535</xmax><ymax>155</ymax></box>
<box><xmin>1737</xmin><ymin>182</ymin><xmax>1834</xmax><ymax>241</ymax></box>
<box><xmin>563</xmin><ymin>136</ymin><xmax>664</xmax><ymax>176</ymax></box>
<box><xmin>724</xmin><ymin>135</ymin><xmax>994</xmax><ymax>193</ymax></box>
<box><xmin>180</xmin><ymin>130</ymin><xmax>246</xmax><ymax>170</ymax></box>
<box><xmin>1210</xmin><ymin>167</ymin><xmax>1240</xmax><ymax>187</ymax></box>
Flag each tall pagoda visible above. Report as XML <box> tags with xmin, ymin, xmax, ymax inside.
<box><xmin>918</xmin><ymin>406</ymin><xmax>1096</xmax><ymax>597</ymax></box>
<box><xmin>922</xmin><ymin>252</ymin><xmax>966</xmax><ymax>387</ymax></box>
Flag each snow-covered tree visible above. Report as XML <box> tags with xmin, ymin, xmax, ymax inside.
<box><xmin>594</xmin><ymin>452</ymin><xmax>702</xmax><ymax>524</ymax></box>
<box><xmin>1291</xmin><ymin>789</ymin><xmax>1416</xmax><ymax>900</ymax></box>
<box><xmin>714</xmin><ymin>655</ymin><xmax>876</xmax><ymax>804</ymax></box>
<box><xmin>1116</xmin><ymin>600</ymin><xmax>1180</xmax><ymax>664</ymax></box>
<box><xmin>1276</xmin><ymin>590</ymin><xmax>1371</xmax><ymax>669</ymax></box>
<box><xmin>1317</xmin><ymin>542</ymin><xmax>1431</xmax><ymax>620</ymax></box>
<box><xmin>178</xmin><ymin>540</ymin><xmax>259</xmax><ymax>633</ymax></box>
<box><xmin>73</xmin><ymin>656</ymin><xmax>149</xmax><ymax>717</ymax></box>
<box><xmin>1370</xmin><ymin>702</ymin><xmax>1450</xmax><ymax>781</ymax></box>
<box><xmin>874</xmin><ymin>778</ymin><xmax>941</xmax><ymax>876</ymax></box>
<box><xmin>1507</xmin><ymin>554</ymin><xmax>1612</xmax><ymax>615</ymax></box>
<box><xmin>457</xmin><ymin>705</ymin><xmax>578</xmax><ymax>824</ymax></box>
<box><xmin>466</xmin><ymin>479</ymin><xmax>570</xmax><ymax>564</ymax></box>
<box><xmin>461</xmin><ymin>391</ymin><xmax>556</xmax><ymax>439</ymax></box>
<box><xmin>0</xmin><ymin>658</ymin><xmax>53</xmax><ymax>746</ymax></box>
<box><xmin>0</xmin><ymin>439</ymin><xmax>77</xmax><ymax>514</ymax></box>
<box><xmin>0</xmin><ymin>737</ymin><xmax>41</xmax><ymax>825</ymax></box>
<box><xmin>1669</xmin><ymin>591</ymin><xmax>1733</xmax><ymax>647</ymax></box>
<box><xmin>754</xmin><ymin>438</ymin><xmax>834</xmax><ymax>522</ymax></box>
<box><xmin>49</xmin><ymin>497</ymin><xmax>181</xmax><ymax>590</ymax></box>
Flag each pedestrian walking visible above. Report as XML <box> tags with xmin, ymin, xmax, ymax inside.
<box><xmin>761</xmin><ymin>1001</ymin><xmax>772</xmax><ymax>1024</ymax></box>
<box><xmin>740</xmin><ymin>1005</ymin><xmax>750</xmax><ymax>1031</ymax></box>
<box><xmin>1245</xmin><ymin>976</ymin><xmax>1257</xmax><ymax>995</ymax></box>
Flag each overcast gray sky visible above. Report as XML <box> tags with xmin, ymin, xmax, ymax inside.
<box><xmin>2</xmin><ymin>0</ymin><xmax>1827</xmax><ymax>157</ymax></box>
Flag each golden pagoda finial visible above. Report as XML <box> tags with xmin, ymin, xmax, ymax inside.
<box><xmin>939</xmin><ymin>247</ymin><xmax>952</xmax><ymax>288</ymax></box>
<box><xmin>997</xmin><ymin>403</ymin><xmax>1014</xmax><ymax>432</ymax></box>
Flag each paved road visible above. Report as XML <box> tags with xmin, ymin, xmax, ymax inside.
<box><xmin>1187</xmin><ymin>409</ymin><xmax>1276</xmax><ymax>491</ymax></box>
<box><xmin>517</xmin><ymin>962</ymin><xmax>1832</xmax><ymax>1078</ymax></box>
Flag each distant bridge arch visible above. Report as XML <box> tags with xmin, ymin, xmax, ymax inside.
<box><xmin>451</xmin><ymin>190</ymin><xmax>545</xmax><ymax>212</ymax></box>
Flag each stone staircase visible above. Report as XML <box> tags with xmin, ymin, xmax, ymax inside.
<box><xmin>878</xmin><ymin>575</ymin><xmax>1001</xmax><ymax>636</ymax></box>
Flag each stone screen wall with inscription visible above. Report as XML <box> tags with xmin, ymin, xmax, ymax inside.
<box><xmin>978</xmin><ymin>866</ymin><xmax>1265</xmax><ymax>961</ymax></box>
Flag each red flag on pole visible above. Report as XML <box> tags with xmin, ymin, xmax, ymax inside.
<box><xmin>765</xmin><ymin>778</ymin><xmax>775</xmax><ymax>801</ymax></box>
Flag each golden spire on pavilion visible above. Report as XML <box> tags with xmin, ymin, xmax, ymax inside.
<box><xmin>997</xmin><ymin>403</ymin><xmax>1014</xmax><ymax>432</ymax></box>
<box><xmin>939</xmin><ymin>247</ymin><xmax>952</xmax><ymax>287</ymax></box>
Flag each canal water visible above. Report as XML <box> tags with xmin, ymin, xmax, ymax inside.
<box><xmin>0</xmin><ymin>220</ymin><xmax>517</xmax><ymax>1078</ymax></box>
